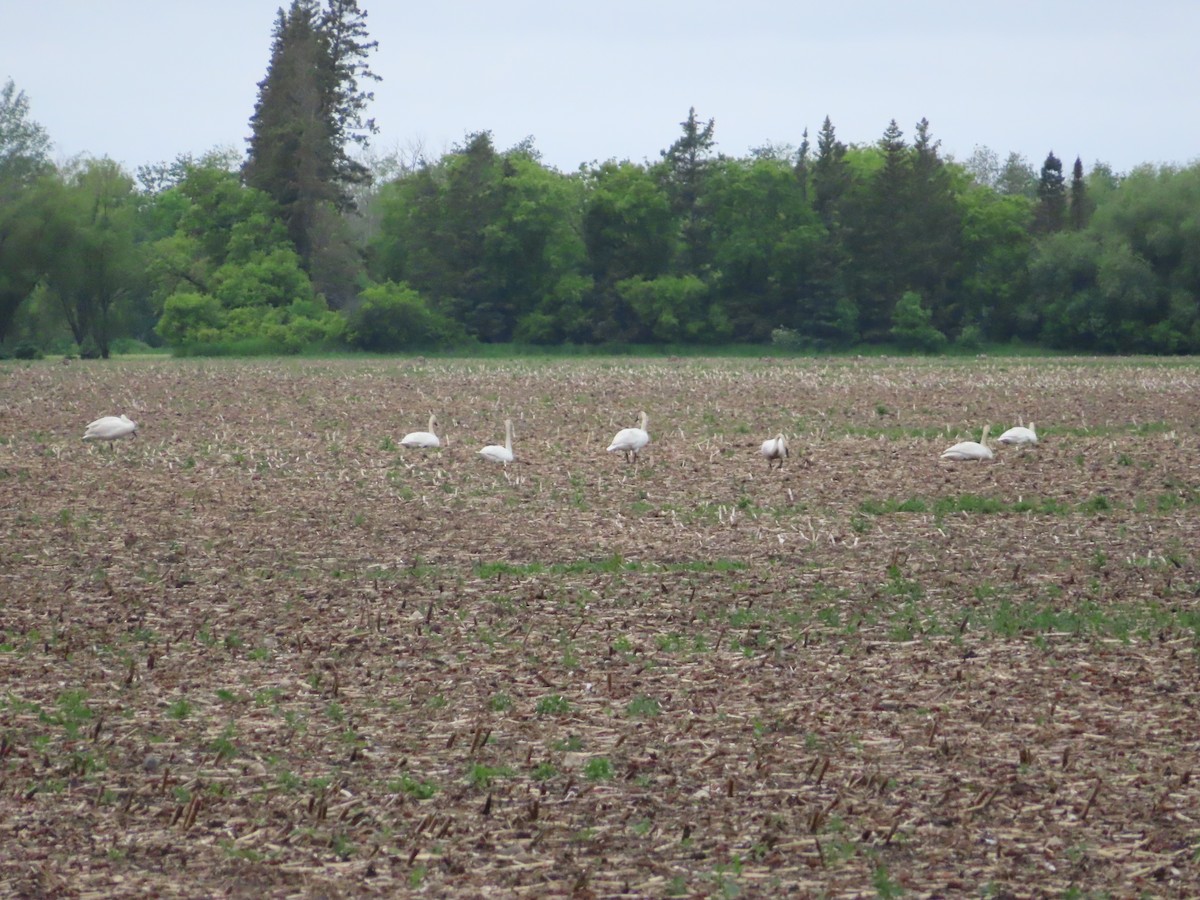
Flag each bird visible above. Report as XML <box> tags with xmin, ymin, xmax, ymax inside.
<box><xmin>997</xmin><ymin>422</ymin><xmax>1037</xmax><ymax>447</ymax></box>
<box><xmin>607</xmin><ymin>411</ymin><xmax>650</xmax><ymax>463</ymax></box>
<box><xmin>83</xmin><ymin>414</ymin><xmax>138</xmax><ymax>442</ymax></box>
<box><xmin>400</xmin><ymin>414</ymin><xmax>441</xmax><ymax>449</ymax></box>
<box><xmin>760</xmin><ymin>433</ymin><xmax>789</xmax><ymax>469</ymax></box>
<box><xmin>940</xmin><ymin>425</ymin><xmax>993</xmax><ymax>461</ymax></box>
<box><xmin>479</xmin><ymin>419</ymin><xmax>514</xmax><ymax>463</ymax></box>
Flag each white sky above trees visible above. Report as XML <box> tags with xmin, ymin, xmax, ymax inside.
<box><xmin>5</xmin><ymin>0</ymin><xmax>1198</xmax><ymax>177</ymax></box>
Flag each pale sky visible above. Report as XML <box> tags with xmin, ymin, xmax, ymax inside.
<box><xmin>4</xmin><ymin>1</ymin><xmax>1199</xmax><ymax>177</ymax></box>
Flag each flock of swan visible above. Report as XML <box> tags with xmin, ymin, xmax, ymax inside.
<box><xmin>939</xmin><ymin>423</ymin><xmax>1038</xmax><ymax>461</ymax></box>
<box><xmin>84</xmin><ymin>412</ymin><xmax>1036</xmax><ymax>466</ymax></box>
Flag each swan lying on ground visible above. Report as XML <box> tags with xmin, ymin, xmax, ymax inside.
<box><xmin>400</xmin><ymin>414</ymin><xmax>441</xmax><ymax>449</ymax></box>
<box><xmin>479</xmin><ymin>419</ymin><xmax>514</xmax><ymax>463</ymax></box>
<box><xmin>941</xmin><ymin>425</ymin><xmax>993</xmax><ymax>461</ymax></box>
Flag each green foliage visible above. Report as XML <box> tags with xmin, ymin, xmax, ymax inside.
<box><xmin>346</xmin><ymin>281</ymin><xmax>466</xmax><ymax>351</ymax></box>
<box><xmin>890</xmin><ymin>291</ymin><xmax>947</xmax><ymax>352</ymax></box>
<box><xmin>617</xmin><ymin>274</ymin><xmax>713</xmax><ymax>342</ymax></box>
<box><xmin>156</xmin><ymin>292</ymin><xmax>225</xmax><ymax>345</ymax></box>
<box><xmin>5</xmin><ymin>87</ymin><xmax>1200</xmax><ymax>356</ymax></box>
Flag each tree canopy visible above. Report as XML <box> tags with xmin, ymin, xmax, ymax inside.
<box><xmin>2</xmin><ymin>34</ymin><xmax>1199</xmax><ymax>359</ymax></box>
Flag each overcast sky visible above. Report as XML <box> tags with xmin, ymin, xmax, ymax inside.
<box><xmin>5</xmin><ymin>1</ymin><xmax>1198</xmax><ymax>177</ymax></box>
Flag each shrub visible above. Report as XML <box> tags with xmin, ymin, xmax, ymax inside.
<box><xmin>156</xmin><ymin>292</ymin><xmax>226</xmax><ymax>346</ymax></box>
<box><xmin>347</xmin><ymin>282</ymin><xmax>467</xmax><ymax>352</ymax></box>
<box><xmin>891</xmin><ymin>291</ymin><xmax>947</xmax><ymax>352</ymax></box>
<box><xmin>13</xmin><ymin>343</ymin><xmax>43</xmax><ymax>360</ymax></box>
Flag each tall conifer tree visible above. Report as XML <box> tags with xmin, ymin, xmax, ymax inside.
<box><xmin>243</xmin><ymin>0</ymin><xmax>377</xmax><ymax>304</ymax></box>
<box><xmin>1035</xmin><ymin>151</ymin><xmax>1066</xmax><ymax>233</ymax></box>
<box><xmin>1069</xmin><ymin>155</ymin><xmax>1092</xmax><ymax>230</ymax></box>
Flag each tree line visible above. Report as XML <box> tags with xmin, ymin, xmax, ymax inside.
<box><xmin>2</xmin><ymin>1</ymin><xmax>1198</xmax><ymax>359</ymax></box>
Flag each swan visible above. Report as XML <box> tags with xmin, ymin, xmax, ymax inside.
<box><xmin>607</xmin><ymin>411</ymin><xmax>650</xmax><ymax>463</ymax></box>
<box><xmin>997</xmin><ymin>422</ymin><xmax>1037</xmax><ymax>446</ymax></box>
<box><xmin>760</xmin><ymin>433</ymin><xmax>789</xmax><ymax>469</ymax></box>
<box><xmin>83</xmin><ymin>414</ymin><xmax>138</xmax><ymax>442</ymax></box>
<box><xmin>479</xmin><ymin>419</ymin><xmax>514</xmax><ymax>463</ymax></box>
<box><xmin>940</xmin><ymin>425</ymin><xmax>993</xmax><ymax>461</ymax></box>
<box><xmin>400</xmin><ymin>414</ymin><xmax>441</xmax><ymax>449</ymax></box>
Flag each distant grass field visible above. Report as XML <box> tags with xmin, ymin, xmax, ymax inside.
<box><xmin>1</xmin><ymin>355</ymin><xmax>1198</xmax><ymax>897</ymax></box>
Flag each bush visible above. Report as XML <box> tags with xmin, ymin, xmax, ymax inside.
<box><xmin>13</xmin><ymin>343</ymin><xmax>43</xmax><ymax>360</ymax></box>
<box><xmin>156</xmin><ymin>292</ymin><xmax>226</xmax><ymax>346</ymax></box>
<box><xmin>891</xmin><ymin>291</ymin><xmax>947</xmax><ymax>353</ymax></box>
<box><xmin>109</xmin><ymin>337</ymin><xmax>157</xmax><ymax>355</ymax></box>
<box><xmin>955</xmin><ymin>324</ymin><xmax>984</xmax><ymax>352</ymax></box>
<box><xmin>770</xmin><ymin>325</ymin><xmax>804</xmax><ymax>351</ymax></box>
<box><xmin>347</xmin><ymin>282</ymin><xmax>467</xmax><ymax>352</ymax></box>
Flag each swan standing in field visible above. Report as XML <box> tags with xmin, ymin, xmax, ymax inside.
<box><xmin>760</xmin><ymin>433</ymin><xmax>789</xmax><ymax>469</ymax></box>
<box><xmin>479</xmin><ymin>419</ymin><xmax>514</xmax><ymax>463</ymax></box>
<box><xmin>997</xmin><ymin>422</ymin><xmax>1037</xmax><ymax>447</ymax></box>
<box><xmin>83</xmin><ymin>414</ymin><xmax>138</xmax><ymax>443</ymax></box>
<box><xmin>400</xmin><ymin>414</ymin><xmax>441</xmax><ymax>449</ymax></box>
<box><xmin>607</xmin><ymin>411</ymin><xmax>650</xmax><ymax>463</ymax></box>
<box><xmin>940</xmin><ymin>425</ymin><xmax>993</xmax><ymax>461</ymax></box>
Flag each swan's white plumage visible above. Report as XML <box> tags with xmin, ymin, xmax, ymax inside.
<box><xmin>479</xmin><ymin>419</ymin><xmax>514</xmax><ymax>463</ymax></box>
<box><xmin>400</xmin><ymin>414</ymin><xmax>440</xmax><ymax>448</ymax></box>
<box><xmin>997</xmin><ymin>423</ymin><xmax>1037</xmax><ymax>446</ymax></box>
<box><xmin>941</xmin><ymin>425</ymin><xmax>993</xmax><ymax>461</ymax></box>
<box><xmin>607</xmin><ymin>411</ymin><xmax>650</xmax><ymax>462</ymax></box>
<box><xmin>83</xmin><ymin>414</ymin><xmax>138</xmax><ymax>442</ymax></box>
<box><xmin>760</xmin><ymin>433</ymin><xmax>788</xmax><ymax>468</ymax></box>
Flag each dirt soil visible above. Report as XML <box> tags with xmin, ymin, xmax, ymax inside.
<box><xmin>1</xmin><ymin>356</ymin><xmax>1199</xmax><ymax>898</ymax></box>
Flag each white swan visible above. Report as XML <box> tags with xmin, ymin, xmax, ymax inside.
<box><xmin>479</xmin><ymin>419</ymin><xmax>514</xmax><ymax>463</ymax></box>
<box><xmin>83</xmin><ymin>414</ymin><xmax>138</xmax><ymax>442</ymax></box>
<box><xmin>400</xmin><ymin>414</ymin><xmax>441</xmax><ymax>449</ymax></box>
<box><xmin>607</xmin><ymin>411</ymin><xmax>650</xmax><ymax>463</ymax></box>
<box><xmin>941</xmin><ymin>425</ymin><xmax>993</xmax><ymax>461</ymax></box>
<box><xmin>997</xmin><ymin>422</ymin><xmax>1037</xmax><ymax>446</ymax></box>
<box><xmin>760</xmin><ymin>433</ymin><xmax>789</xmax><ymax>469</ymax></box>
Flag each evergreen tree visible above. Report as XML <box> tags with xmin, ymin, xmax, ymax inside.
<box><xmin>843</xmin><ymin>120</ymin><xmax>910</xmax><ymax>340</ymax></box>
<box><xmin>908</xmin><ymin>118</ymin><xmax>963</xmax><ymax>332</ymax></box>
<box><xmin>243</xmin><ymin>0</ymin><xmax>378</xmax><ymax>306</ymax></box>
<box><xmin>811</xmin><ymin>116</ymin><xmax>849</xmax><ymax>227</ymax></box>
<box><xmin>1069</xmin><ymin>155</ymin><xmax>1092</xmax><ymax>230</ymax></box>
<box><xmin>1034</xmin><ymin>151</ymin><xmax>1066</xmax><ymax>233</ymax></box>
<box><xmin>996</xmin><ymin>152</ymin><xmax>1038</xmax><ymax>198</ymax></box>
<box><xmin>793</xmin><ymin>127</ymin><xmax>810</xmax><ymax>204</ymax></box>
<box><xmin>658</xmin><ymin>107</ymin><xmax>716</xmax><ymax>273</ymax></box>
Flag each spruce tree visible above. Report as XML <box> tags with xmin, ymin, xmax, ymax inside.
<box><xmin>1034</xmin><ymin>151</ymin><xmax>1066</xmax><ymax>233</ymax></box>
<box><xmin>811</xmin><ymin>116</ymin><xmax>849</xmax><ymax>227</ymax></box>
<box><xmin>793</xmin><ymin>127</ymin><xmax>810</xmax><ymax>204</ymax></box>
<box><xmin>243</xmin><ymin>0</ymin><xmax>378</xmax><ymax>304</ymax></box>
<box><xmin>1069</xmin><ymin>155</ymin><xmax>1092</xmax><ymax>230</ymax></box>
<box><xmin>658</xmin><ymin>107</ymin><xmax>716</xmax><ymax>273</ymax></box>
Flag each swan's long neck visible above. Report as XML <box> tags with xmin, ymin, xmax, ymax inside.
<box><xmin>428</xmin><ymin>414</ymin><xmax>437</xmax><ymax>433</ymax></box>
<box><xmin>504</xmin><ymin>419</ymin><xmax>512</xmax><ymax>451</ymax></box>
<box><xmin>639</xmin><ymin>411</ymin><xmax>649</xmax><ymax>431</ymax></box>
<box><xmin>981</xmin><ymin>425</ymin><xmax>991</xmax><ymax>444</ymax></box>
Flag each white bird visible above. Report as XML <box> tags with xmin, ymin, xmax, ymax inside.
<box><xmin>941</xmin><ymin>425</ymin><xmax>993</xmax><ymax>461</ymax></box>
<box><xmin>997</xmin><ymin>422</ymin><xmax>1037</xmax><ymax>447</ymax></box>
<box><xmin>400</xmin><ymin>414</ymin><xmax>441</xmax><ymax>449</ymax></box>
<box><xmin>760</xmin><ymin>433</ymin><xmax>789</xmax><ymax>469</ymax></box>
<box><xmin>479</xmin><ymin>418</ymin><xmax>514</xmax><ymax>463</ymax></box>
<box><xmin>607</xmin><ymin>411</ymin><xmax>650</xmax><ymax>463</ymax></box>
<box><xmin>83</xmin><ymin>414</ymin><xmax>138</xmax><ymax>442</ymax></box>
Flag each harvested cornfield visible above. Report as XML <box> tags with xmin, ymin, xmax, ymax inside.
<box><xmin>1</xmin><ymin>355</ymin><xmax>1199</xmax><ymax>898</ymax></box>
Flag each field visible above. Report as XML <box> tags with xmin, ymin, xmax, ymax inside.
<box><xmin>2</xmin><ymin>355</ymin><xmax>1199</xmax><ymax>898</ymax></box>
